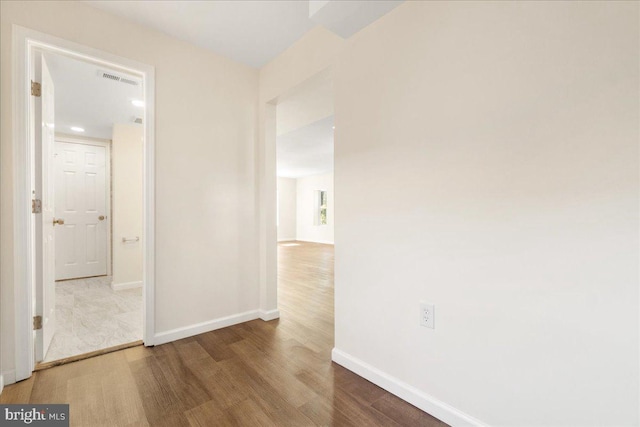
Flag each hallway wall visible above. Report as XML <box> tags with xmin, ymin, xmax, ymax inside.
<box><xmin>111</xmin><ymin>124</ymin><xmax>143</xmax><ymax>289</ymax></box>
<box><xmin>1</xmin><ymin>0</ymin><xmax>259</xmax><ymax>383</ymax></box>
<box><xmin>260</xmin><ymin>2</ymin><xmax>639</xmax><ymax>425</ymax></box>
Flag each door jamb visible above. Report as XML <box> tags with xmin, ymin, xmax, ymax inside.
<box><xmin>258</xmin><ymin>68</ymin><xmax>333</xmax><ymax>322</ymax></box>
<box><xmin>12</xmin><ymin>25</ymin><xmax>156</xmax><ymax>381</ymax></box>
<box><xmin>54</xmin><ymin>135</ymin><xmax>113</xmax><ymax>279</ymax></box>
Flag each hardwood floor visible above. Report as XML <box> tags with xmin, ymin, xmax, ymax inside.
<box><xmin>1</xmin><ymin>241</ymin><xmax>446</xmax><ymax>426</ymax></box>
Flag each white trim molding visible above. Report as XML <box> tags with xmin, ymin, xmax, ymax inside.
<box><xmin>1</xmin><ymin>371</ymin><xmax>16</xmax><ymax>390</ymax></box>
<box><xmin>331</xmin><ymin>348</ymin><xmax>489</xmax><ymax>427</ymax></box>
<box><xmin>259</xmin><ymin>309</ymin><xmax>280</xmax><ymax>321</ymax></box>
<box><xmin>11</xmin><ymin>25</ymin><xmax>156</xmax><ymax>382</ymax></box>
<box><xmin>257</xmin><ymin>102</ymin><xmax>279</xmax><ymax>322</ymax></box>
<box><xmin>154</xmin><ymin>310</ymin><xmax>260</xmax><ymax>345</ymax></box>
<box><xmin>0</xmin><ymin>374</ymin><xmax>4</xmax><ymax>395</ymax></box>
<box><xmin>111</xmin><ymin>281</ymin><xmax>143</xmax><ymax>291</ymax></box>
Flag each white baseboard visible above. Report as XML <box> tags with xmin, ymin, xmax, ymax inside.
<box><xmin>278</xmin><ymin>238</ymin><xmax>297</xmax><ymax>242</ymax></box>
<box><xmin>0</xmin><ymin>373</ymin><xmax>4</xmax><ymax>395</ymax></box>
<box><xmin>1</xmin><ymin>370</ymin><xmax>16</xmax><ymax>388</ymax></box>
<box><xmin>111</xmin><ymin>280</ymin><xmax>142</xmax><ymax>291</ymax></box>
<box><xmin>259</xmin><ymin>309</ymin><xmax>280</xmax><ymax>321</ymax></box>
<box><xmin>331</xmin><ymin>348</ymin><xmax>488</xmax><ymax>427</ymax></box>
<box><xmin>154</xmin><ymin>310</ymin><xmax>260</xmax><ymax>345</ymax></box>
<box><xmin>296</xmin><ymin>239</ymin><xmax>334</xmax><ymax>245</ymax></box>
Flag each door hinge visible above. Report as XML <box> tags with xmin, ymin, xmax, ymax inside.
<box><xmin>32</xmin><ymin>199</ymin><xmax>42</xmax><ymax>213</ymax></box>
<box><xmin>31</xmin><ymin>80</ymin><xmax>41</xmax><ymax>97</ymax></box>
<box><xmin>33</xmin><ymin>315</ymin><xmax>42</xmax><ymax>330</ymax></box>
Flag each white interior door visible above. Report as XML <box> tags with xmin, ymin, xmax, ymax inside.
<box><xmin>34</xmin><ymin>52</ymin><xmax>56</xmax><ymax>362</ymax></box>
<box><xmin>55</xmin><ymin>141</ymin><xmax>108</xmax><ymax>280</ymax></box>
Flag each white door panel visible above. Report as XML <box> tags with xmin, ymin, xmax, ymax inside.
<box><xmin>34</xmin><ymin>52</ymin><xmax>56</xmax><ymax>362</ymax></box>
<box><xmin>55</xmin><ymin>141</ymin><xmax>108</xmax><ymax>280</ymax></box>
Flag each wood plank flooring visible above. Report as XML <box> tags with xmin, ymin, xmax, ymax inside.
<box><xmin>1</xmin><ymin>241</ymin><xmax>447</xmax><ymax>426</ymax></box>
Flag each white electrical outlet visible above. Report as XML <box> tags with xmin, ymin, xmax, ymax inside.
<box><xmin>420</xmin><ymin>303</ymin><xmax>435</xmax><ymax>329</ymax></box>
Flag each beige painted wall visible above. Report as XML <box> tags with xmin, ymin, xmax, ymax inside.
<box><xmin>336</xmin><ymin>2</ymin><xmax>639</xmax><ymax>425</ymax></box>
<box><xmin>111</xmin><ymin>124</ymin><xmax>143</xmax><ymax>287</ymax></box>
<box><xmin>260</xmin><ymin>26</ymin><xmax>344</xmax><ymax>104</ymax></box>
<box><xmin>1</xmin><ymin>2</ymin><xmax>637</xmax><ymax>424</ymax></box>
<box><xmin>257</xmin><ymin>26</ymin><xmax>345</xmax><ymax>316</ymax></box>
<box><xmin>277</xmin><ymin>177</ymin><xmax>297</xmax><ymax>241</ymax></box>
<box><xmin>260</xmin><ymin>1</ymin><xmax>639</xmax><ymax>425</ymax></box>
<box><xmin>1</xmin><ymin>1</ymin><xmax>258</xmax><ymax>381</ymax></box>
<box><xmin>276</xmin><ymin>72</ymin><xmax>333</xmax><ymax>136</ymax></box>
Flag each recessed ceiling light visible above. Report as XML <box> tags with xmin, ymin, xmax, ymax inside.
<box><xmin>332</xmin><ymin>126</ymin><xmax>335</xmax><ymax>129</ymax></box>
<box><xmin>70</xmin><ymin>126</ymin><xmax>85</xmax><ymax>132</ymax></box>
<box><xmin>131</xmin><ymin>100</ymin><xmax>145</xmax><ymax>108</ymax></box>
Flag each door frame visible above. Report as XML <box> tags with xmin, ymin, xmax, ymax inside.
<box><xmin>258</xmin><ymin>68</ymin><xmax>333</xmax><ymax>321</ymax></box>
<box><xmin>12</xmin><ymin>25</ymin><xmax>156</xmax><ymax>381</ymax></box>
<box><xmin>54</xmin><ymin>135</ymin><xmax>113</xmax><ymax>279</ymax></box>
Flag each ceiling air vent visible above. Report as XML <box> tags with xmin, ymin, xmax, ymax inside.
<box><xmin>97</xmin><ymin>69</ymin><xmax>140</xmax><ymax>86</ymax></box>
<box><xmin>133</xmin><ymin>117</ymin><xmax>143</xmax><ymax>124</ymax></box>
<box><xmin>120</xmin><ymin>77</ymin><xmax>139</xmax><ymax>86</ymax></box>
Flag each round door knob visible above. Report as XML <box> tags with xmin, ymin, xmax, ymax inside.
<box><xmin>53</xmin><ymin>218</ymin><xmax>64</xmax><ymax>226</ymax></box>
<box><xmin>98</xmin><ymin>215</ymin><xmax>105</xmax><ymax>221</ymax></box>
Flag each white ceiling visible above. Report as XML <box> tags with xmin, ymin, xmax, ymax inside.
<box><xmin>45</xmin><ymin>52</ymin><xmax>143</xmax><ymax>140</ymax></box>
<box><xmin>85</xmin><ymin>1</ymin><xmax>317</xmax><ymax>68</ymax></box>
<box><xmin>69</xmin><ymin>1</ymin><xmax>402</xmax><ymax>167</ymax></box>
<box><xmin>84</xmin><ymin>1</ymin><xmax>404</xmax><ymax>68</ymax></box>
<box><xmin>277</xmin><ymin>116</ymin><xmax>334</xmax><ymax>179</ymax></box>
<box><xmin>309</xmin><ymin>0</ymin><xmax>403</xmax><ymax>38</ymax></box>
<box><xmin>276</xmin><ymin>69</ymin><xmax>334</xmax><ymax>179</ymax></box>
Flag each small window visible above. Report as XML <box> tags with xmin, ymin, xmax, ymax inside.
<box><xmin>315</xmin><ymin>190</ymin><xmax>328</xmax><ymax>226</ymax></box>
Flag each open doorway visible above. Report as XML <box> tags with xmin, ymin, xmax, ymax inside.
<box><xmin>274</xmin><ymin>71</ymin><xmax>335</xmax><ymax>329</ymax></box>
<box><xmin>12</xmin><ymin>26</ymin><xmax>155</xmax><ymax>381</ymax></box>
<box><xmin>35</xmin><ymin>51</ymin><xmax>145</xmax><ymax>364</ymax></box>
